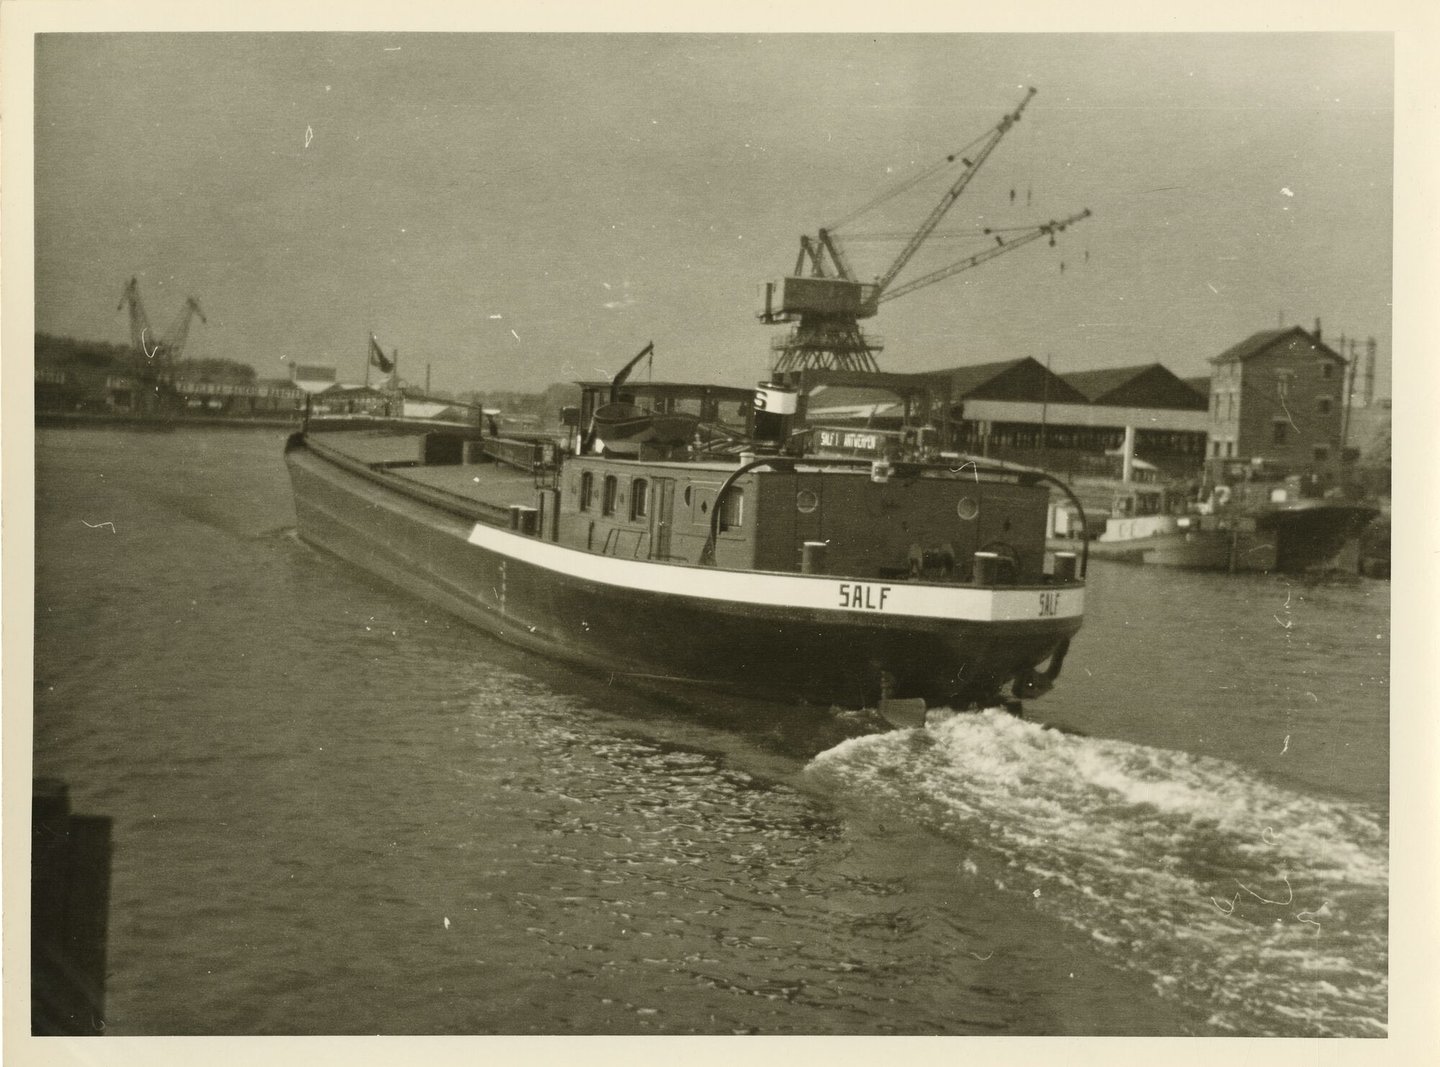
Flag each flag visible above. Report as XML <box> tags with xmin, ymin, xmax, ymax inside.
<box><xmin>369</xmin><ymin>334</ymin><xmax>394</xmax><ymax>373</ymax></box>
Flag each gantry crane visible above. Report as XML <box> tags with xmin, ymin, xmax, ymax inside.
<box><xmin>760</xmin><ymin>87</ymin><xmax>1091</xmax><ymax>373</ymax></box>
<box><xmin>117</xmin><ymin>277</ymin><xmax>206</xmax><ymax>410</ymax></box>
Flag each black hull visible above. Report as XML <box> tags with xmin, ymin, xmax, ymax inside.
<box><xmin>1258</xmin><ymin>502</ymin><xmax>1380</xmax><ymax>573</ymax></box>
<box><xmin>1074</xmin><ymin>502</ymin><xmax>1380</xmax><ymax>574</ymax></box>
<box><xmin>285</xmin><ymin>439</ymin><xmax>1082</xmax><ymax>713</ymax></box>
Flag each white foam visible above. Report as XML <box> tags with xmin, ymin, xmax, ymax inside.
<box><xmin>806</xmin><ymin>710</ymin><xmax>1389</xmax><ymax>1037</ymax></box>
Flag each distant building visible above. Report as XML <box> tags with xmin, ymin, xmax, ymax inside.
<box><xmin>290</xmin><ymin>363</ymin><xmax>339</xmax><ymax>394</ymax></box>
<box><xmin>1205</xmin><ymin>324</ymin><xmax>1347</xmax><ymax>480</ymax></box>
<box><xmin>805</xmin><ymin>356</ymin><xmax>1210</xmax><ymax>479</ymax></box>
<box><xmin>940</xmin><ymin>358</ymin><xmax>1207</xmax><ymax>478</ymax></box>
<box><xmin>1061</xmin><ymin>363</ymin><xmax>1208</xmax><ymax>412</ymax></box>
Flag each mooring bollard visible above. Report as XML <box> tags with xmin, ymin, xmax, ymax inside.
<box><xmin>973</xmin><ymin>550</ymin><xmax>1001</xmax><ymax>585</ymax></box>
<box><xmin>801</xmin><ymin>541</ymin><xmax>828</xmax><ymax>574</ymax></box>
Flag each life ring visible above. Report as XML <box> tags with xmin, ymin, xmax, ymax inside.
<box><xmin>1213</xmin><ymin>485</ymin><xmax>1233</xmax><ymax>507</ymax></box>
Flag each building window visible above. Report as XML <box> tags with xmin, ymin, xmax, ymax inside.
<box><xmin>579</xmin><ymin>472</ymin><xmax>594</xmax><ymax>512</ymax></box>
<box><xmin>1274</xmin><ymin>370</ymin><xmax>1293</xmax><ymax>398</ymax></box>
<box><xmin>1321</xmin><ymin>362</ymin><xmax>1335</xmax><ymax>380</ymax></box>
<box><xmin>630</xmin><ymin>478</ymin><xmax>649</xmax><ymax>521</ymax></box>
<box><xmin>602</xmin><ymin>475</ymin><xmax>619</xmax><ymax>516</ymax></box>
<box><xmin>1226</xmin><ymin>441</ymin><xmax>1236</xmax><ymax>458</ymax></box>
<box><xmin>1317</xmin><ymin>396</ymin><xmax>1333</xmax><ymax>415</ymax></box>
<box><xmin>1313</xmin><ymin>445</ymin><xmax>1331</xmax><ymax>462</ymax></box>
<box><xmin>1272</xmin><ymin>420</ymin><xmax>1288</xmax><ymax>445</ymax></box>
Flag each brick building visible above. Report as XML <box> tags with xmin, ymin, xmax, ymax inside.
<box><xmin>1205</xmin><ymin>324</ymin><xmax>1347</xmax><ymax>481</ymax></box>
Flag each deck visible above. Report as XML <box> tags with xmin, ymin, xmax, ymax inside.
<box><xmin>310</xmin><ymin>429</ymin><xmax>543</xmax><ymax>511</ymax></box>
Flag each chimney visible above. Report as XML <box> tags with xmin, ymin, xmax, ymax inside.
<box><xmin>1313</xmin><ymin>317</ymin><xmax>1322</xmax><ymax>342</ymax></box>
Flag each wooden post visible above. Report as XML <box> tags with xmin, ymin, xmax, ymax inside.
<box><xmin>32</xmin><ymin>779</ymin><xmax>111</xmax><ymax>1035</ymax></box>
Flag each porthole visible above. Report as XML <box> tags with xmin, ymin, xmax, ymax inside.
<box><xmin>796</xmin><ymin>489</ymin><xmax>819</xmax><ymax>514</ymax></box>
<box><xmin>957</xmin><ymin>496</ymin><xmax>980</xmax><ymax>521</ymax></box>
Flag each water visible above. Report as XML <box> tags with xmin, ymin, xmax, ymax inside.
<box><xmin>31</xmin><ymin>427</ymin><xmax>1389</xmax><ymax>1036</ymax></box>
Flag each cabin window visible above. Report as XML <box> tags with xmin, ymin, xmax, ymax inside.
<box><xmin>579</xmin><ymin>472</ymin><xmax>594</xmax><ymax>512</ymax></box>
<box><xmin>720</xmin><ymin>488</ymin><xmax>744</xmax><ymax>530</ymax></box>
<box><xmin>1271</xmin><ymin>420</ymin><xmax>1288</xmax><ymax>445</ymax></box>
<box><xmin>631</xmin><ymin>478</ymin><xmax>649</xmax><ymax>521</ymax></box>
<box><xmin>1316</xmin><ymin>396</ymin><xmax>1333</xmax><ymax>415</ymax></box>
<box><xmin>602</xmin><ymin>475</ymin><xmax>619</xmax><ymax>516</ymax></box>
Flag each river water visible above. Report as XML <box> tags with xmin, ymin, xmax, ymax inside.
<box><xmin>31</xmin><ymin>426</ymin><xmax>1389</xmax><ymax>1037</ymax></box>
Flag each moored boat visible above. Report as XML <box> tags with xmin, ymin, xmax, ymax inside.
<box><xmin>285</xmin><ymin>367</ymin><xmax>1089</xmax><ymax>728</ymax></box>
<box><xmin>1052</xmin><ymin>477</ymin><xmax>1378</xmax><ymax>573</ymax></box>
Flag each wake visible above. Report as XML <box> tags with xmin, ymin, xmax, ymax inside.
<box><xmin>806</xmin><ymin>709</ymin><xmax>1388</xmax><ymax>1037</ymax></box>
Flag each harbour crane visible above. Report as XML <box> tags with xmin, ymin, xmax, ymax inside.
<box><xmin>760</xmin><ymin>87</ymin><xmax>1091</xmax><ymax>373</ymax></box>
<box><xmin>117</xmin><ymin>277</ymin><xmax>206</xmax><ymax>410</ymax></box>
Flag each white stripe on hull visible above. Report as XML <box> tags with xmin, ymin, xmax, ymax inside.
<box><xmin>465</xmin><ymin>521</ymin><xmax>1082</xmax><ymax>623</ymax></box>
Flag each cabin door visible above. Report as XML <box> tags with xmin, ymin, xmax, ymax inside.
<box><xmin>650</xmin><ymin>477</ymin><xmax>676</xmax><ymax>560</ymax></box>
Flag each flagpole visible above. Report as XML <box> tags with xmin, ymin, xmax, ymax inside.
<box><xmin>364</xmin><ymin>332</ymin><xmax>371</xmax><ymax>389</ymax></box>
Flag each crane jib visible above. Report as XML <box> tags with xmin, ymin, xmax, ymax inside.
<box><xmin>871</xmin><ymin>86</ymin><xmax>1037</xmax><ymax>299</ymax></box>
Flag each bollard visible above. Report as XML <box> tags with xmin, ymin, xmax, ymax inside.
<box><xmin>1053</xmin><ymin>551</ymin><xmax>1077</xmax><ymax>581</ymax></box>
<box><xmin>972</xmin><ymin>550</ymin><xmax>1001</xmax><ymax>586</ymax></box>
<box><xmin>801</xmin><ymin>541</ymin><xmax>828</xmax><ymax>574</ymax></box>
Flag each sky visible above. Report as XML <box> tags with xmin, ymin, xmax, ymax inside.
<box><xmin>32</xmin><ymin>32</ymin><xmax>1393</xmax><ymax>396</ymax></box>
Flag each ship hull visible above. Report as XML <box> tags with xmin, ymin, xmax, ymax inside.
<box><xmin>1078</xmin><ymin>502</ymin><xmax>1379</xmax><ymax>573</ymax></box>
<box><xmin>285</xmin><ymin>437</ymin><xmax>1082</xmax><ymax>713</ymax></box>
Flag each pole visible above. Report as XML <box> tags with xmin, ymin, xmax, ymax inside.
<box><xmin>1040</xmin><ymin>353</ymin><xmax>1050</xmax><ymax>457</ymax></box>
<box><xmin>364</xmin><ymin>332</ymin><xmax>371</xmax><ymax>389</ymax></box>
<box><xmin>1340</xmin><ymin>342</ymin><xmax>1359</xmax><ymax>455</ymax></box>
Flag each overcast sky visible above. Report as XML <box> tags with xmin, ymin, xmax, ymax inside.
<box><xmin>33</xmin><ymin>32</ymin><xmax>1392</xmax><ymax>395</ymax></box>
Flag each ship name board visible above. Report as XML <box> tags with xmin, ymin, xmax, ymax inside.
<box><xmin>839</xmin><ymin>582</ymin><xmax>891</xmax><ymax>611</ymax></box>
<box><xmin>816</xmin><ymin>429</ymin><xmax>888</xmax><ymax>454</ymax></box>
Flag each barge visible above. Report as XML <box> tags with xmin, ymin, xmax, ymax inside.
<box><xmin>285</xmin><ymin>367</ymin><xmax>1088</xmax><ymax>728</ymax></box>
<box><xmin>1053</xmin><ymin>479</ymin><xmax>1379</xmax><ymax>573</ymax></box>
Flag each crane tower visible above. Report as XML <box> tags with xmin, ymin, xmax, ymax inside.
<box><xmin>117</xmin><ymin>277</ymin><xmax>206</xmax><ymax>413</ymax></box>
